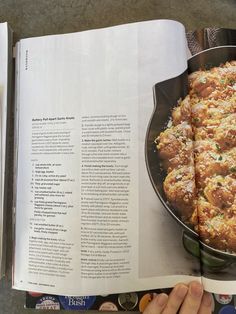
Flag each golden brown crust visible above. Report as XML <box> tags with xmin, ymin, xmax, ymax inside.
<box><xmin>172</xmin><ymin>96</ymin><xmax>192</xmax><ymax>125</ymax></box>
<box><xmin>204</xmin><ymin>175</ymin><xmax>236</xmax><ymax>208</ymax></box>
<box><xmin>163</xmin><ymin>166</ymin><xmax>196</xmax><ymax>220</ymax></box>
<box><xmin>156</xmin><ymin>122</ymin><xmax>194</xmax><ymax>173</ymax></box>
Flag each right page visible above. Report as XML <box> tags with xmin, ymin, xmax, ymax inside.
<box><xmin>186</xmin><ymin>28</ymin><xmax>236</xmax><ymax>294</ymax></box>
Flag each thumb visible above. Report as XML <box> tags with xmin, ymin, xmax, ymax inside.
<box><xmin>143</xmin><ymin>293</ymin><xmax>168</xmax><ymax>314</ymax></box>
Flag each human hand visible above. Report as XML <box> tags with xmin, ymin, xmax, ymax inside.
<box><xmin>143</xmin><ymin>281</ymin><xmax>212</xmax><ymax>314</ymax></box>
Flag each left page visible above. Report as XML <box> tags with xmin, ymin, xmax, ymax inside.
<box><xmin>0</xmin><ymin>22</ymin><xmax>11</xmax><ymax>278</ymax></box>
<box><xmin>13</xmin><ymin>20</ymin><xmax>200</xmax><ymax>296</ymax></box>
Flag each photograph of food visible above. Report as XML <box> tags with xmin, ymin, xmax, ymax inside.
<box><xmin>155</xmin><ymin>60</ymin><xmax>236</xmax><ymax>254</ymax></box>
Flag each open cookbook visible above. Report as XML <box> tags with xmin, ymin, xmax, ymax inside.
<box><xmin>0</xmin><ymin>19</ymin><xmax>235</xmax><ymax>301</ymax></box>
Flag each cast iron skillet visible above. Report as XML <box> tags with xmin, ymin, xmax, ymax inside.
<box><xmin>145</xmin><ymin>46</ymin><xmax>236</xmax><ymax>268</ymax></box>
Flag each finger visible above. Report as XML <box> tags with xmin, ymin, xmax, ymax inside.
<box><xmin>198</xmin><ymin>292</ymin><xmax>212</xmax><ymax>314</ymax></box>
<box><xmin>143</xmin><ymin>293</ymin><xmax>168</xmax><ymax>314</ymax></box>
<box><xmin>162</xmin><ymin>283</ymin><xmax>188</xmax><ymax>314</ymax></box>
<box><xmin>179</xmin><ymin>281</ymin><xmax>203</xmax><ymax>314</ymax></box>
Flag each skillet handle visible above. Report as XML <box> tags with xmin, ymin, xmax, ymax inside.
<box><xmin>182</xmin><ymin>231</ymin><xmax>200</xmax><ymax>258</ymax></box>
<box><xmin>182</xmin><ymin>231</ymin><xmax>232</xmax><ymax>271</ymax></box>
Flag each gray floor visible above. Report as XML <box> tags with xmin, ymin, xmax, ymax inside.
<box><xmin>0</xmin><ymin>0</ymin><xmax>235</xmax><ymax>313</ymax></box>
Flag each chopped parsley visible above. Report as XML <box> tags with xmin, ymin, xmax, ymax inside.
<box><xmin>229</xmin><ymin>79</ymin><xmax>235</xmax><ymax>85</ymax></box>
<box><xmin>193</xmin><ymin>117</ymin><xmax>200</xmax><ymax>123</ymax></box>
<box><xmin>206</xmin><ymin>222</ymin><xmax>213</xmax><ymax>230</ymax></box>
<box><xmin>230</xmin><ymin>167</ymin><xmax>236</xmax><ymax>173</ymax></box>
<box><xmin>199</xmin><ymin>77</ymin><xmax>207</xmax><ymax>84</ymax></box>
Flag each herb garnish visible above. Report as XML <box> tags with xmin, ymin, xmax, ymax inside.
<box><xmin>230</xmin><ymin>167</ymin><xmax>236</xmax><ymax>173</ymax></box>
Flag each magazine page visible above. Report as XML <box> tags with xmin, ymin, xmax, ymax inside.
<box><xmin>186</xmin><ymin>28</ymin><xmax>236</xmax><ymax>294</ymax></box>
<box><xmin>0</xmin><ymin>22</ymin><xmax>10</xmax><ymax>277</ymax></box>
<box><xmin>13</xmin><ymin>19</ymin><xmax>201</xmax><ymax>296</ymax></box>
